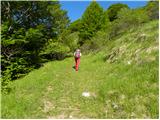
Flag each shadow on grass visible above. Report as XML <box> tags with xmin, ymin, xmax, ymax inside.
<box><xmin>72</xmin><ymin>66</ymin><xmax>76</xmax><ymax>70</ymax></box>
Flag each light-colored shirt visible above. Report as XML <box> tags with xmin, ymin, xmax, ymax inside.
<box><xmin>74</xmin><ymin>52</ymin><xmax>82</xmax><ymax>56</ymax></box>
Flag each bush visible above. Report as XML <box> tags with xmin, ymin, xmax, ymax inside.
<box><xmin>65</xmin><ymin>32</ymin><xmax>80</xmax><ymax>52</ymax></box>
<box><xmin>1</xmin><ymin>58</ymin><xmax>32</xmax><ymax>93</ymax></box>
<box><xmin>80</xmin><ymin>30</ymin><xmax>110</xmax><ymax>54</ymax></box>
<box><xmin>118</xmin><ymin>8</ymin><xmax>149</xmax><ymax>24</ymax></box>
<box><xmin>80</xmin><ymin>30</ymin><xmax>110</xmax><ymax>53</ymax></box>
<box><xmin>80</xmin><ymin>40</ymin><xmax>92</xmax><ymax>54</ymax></box>
<box><xmin>145</xmin><ymin>1</ymin><xmax>159</xmax><ymax>20</ymax></box>
<box><xmin>40</xmin><ymin>39</ymin><xmax>70</xmax><ymax>60</ymax></box>
<box><xmin>90</xmin><ymin>31</ymin><xmax>109</xmax><ymax>51</ymax></box>
<box><xmin>110</xmin><ymin>8</ymin><xmax>149</xmax><ymax>38</ymax></box>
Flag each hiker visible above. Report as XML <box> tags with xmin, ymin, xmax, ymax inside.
<box><xmin>74</xmin><ymin>49</ymin><xmax>81</xmax><ymax>71</ymax></box>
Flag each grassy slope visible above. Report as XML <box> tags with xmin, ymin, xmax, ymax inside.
<box><xmin>2</xmin><ymin>20</ymin><xmax>159</xmax><ymax>119</ymax></box>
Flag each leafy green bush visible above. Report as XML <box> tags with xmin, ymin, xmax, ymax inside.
<box><xmin>80</xmin><ymin>40</ymin><xmax>92</xmax><ymax>54</ymax></box>
<box><xmin>25</xmin><ymin>28</ymin><xmax>45</xmax><ymax>50</ymax></box>
<box><xmin>110</xmin><ymin>8</ymin><xmax>149</xmax><ymax>38</ymax></box>
<box><xmin>1</xmin><ymin>57</ymin><xmax>33</xmax><ymax>93</ymax></box>
<box><xmin>40</xmin><ymin>39</ymin><xmax>70</xmax><ymax>60</ymax></box>
<box><xmin>90</xmin><ymin>31</ymin><xmax>109</xmax><ymax>51</ymax></box>
<box><xmin>145</xmin><ymin>1</ymin><xmax>159</xmax><ymax>20</ymax></box>
<box><xmin>65</xmin><ymin>32</ymin><xmax>80</xmax><ymax>51</ymax></box>
<box><xmin>79</xmin><ymin>31</ymin><xmax>109</xmax><ymax>54</ymax></box>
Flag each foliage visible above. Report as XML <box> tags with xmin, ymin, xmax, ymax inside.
<box><xmin>65</xmin><ymin>32</ymin><xmax>80</xmax><ymax>51</ymax></box>
<box><xmin>107</xmin><ymin>3</ymin><xmax>129</xmax><ymax>22</ymax></box>
<box><xmin>80</xmin><ymin>40</ymin><xmax>92</xmax><ymax>54</ymax></box>
<box><xmin>90</xmin><ymin>31</ymin><xmax>109</xmax><ymax>51</ymax></box>
<box><xmin>102</xmin><ymin>11</ymin><xmax>111</xmax><ymax>30</ymax></box>
<box><xmin>144</xmin><ymin>1</ymin><xmax>159</xmax><ymax>20</ymax></box>
<box><xmin>110</xmin><ymin>8</ymin><xmax>149</xmax><ymax>38</ymax></box>
<box><xmin>47</xmin><ymin>3</ymin><xmax>70</xmax><ymax>39</ymax></box>
<box><xmin>40</xmin><ymin>39</ymin><xmax>70</xmax><ymax>60</ymax></box>
<box><xmin>1</xmin><ymin>1</ymin><xmax>62</xmax><ymax>33</ymax></box>
<box><xmin>69</xmin><ymin>19</ymin><xmax>82</xmax><ymax>33</ymax></box>
<box><xmin>79</xmin><ymin>1</ymin><xmax>107</xmax><ymax>44</ymax></box>
<box><xmin>1</xmin><ymin>1</ymin><xmax>70</xmax><ymax>93</ymax></box>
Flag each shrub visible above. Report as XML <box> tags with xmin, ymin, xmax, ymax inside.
<box><xmin>145</xmin><ymin>1</ymin><xmax>159</xmax><ymax>20</ymax></box>
<box><xmin>80</xmin><ymin>40</ymin><xmax>92</xmax><ymax>54</ymax></box>
<box><xmin>90</xmin><ymin>31</ymin><xmax>109</xmax><ymax>51</ymax></box>
<box><xmin>110</xmin><ymin>8</ymin><xmax>149</xmax><ymax>38</ymax></box>
<box><xmin>40</xmin><ymin>39</ymin><xmax>70</xmax><ymax>60</ymax></box>
<box><xmin>65</xmin><ymin>32</ymin><xmax>80</xmax><ymax>52</ymax></box>
<box><xmin>80</xmin><ymin>30</ymin><xmax>110</xmax><ymax>54</ymax></box>
<box><xmin>1</xmin><ymin>57</ymin><xmax>32</xmax><ymax>93</ymax></box>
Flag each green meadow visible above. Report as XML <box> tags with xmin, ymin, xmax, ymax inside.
<box><xmin>2</xmin><ymin>20</ymin><xmax>158</xmax><ymax>119</ymax></box>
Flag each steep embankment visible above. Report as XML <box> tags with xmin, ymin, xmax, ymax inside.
<box><xmin>2</xmin><ymin>20</ymin><xmax>158</xmax><ymax>119</ymax></box>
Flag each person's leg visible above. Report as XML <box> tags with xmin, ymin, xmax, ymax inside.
<box><xmin>75</xmin><ymin>58</ymin><xmax>78</xmax><ymax>71</ymax></box>
<box><xmin>76</xmin><ymin>58</ymin><xmax>80</xmax><ymax>71</ymax></box>
<box><xmin>75</xmin><ymin>58</ymin><xmax>77</xmax><ymax>68</ymax></box>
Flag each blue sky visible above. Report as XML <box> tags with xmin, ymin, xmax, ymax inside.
<box><xmin>59</xmin><ymin>1</ymin><xmax>148</xmax><ymax>22</ymax></box>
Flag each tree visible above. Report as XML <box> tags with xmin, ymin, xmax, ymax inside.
<box><xmin>79</xmin><ymin>1</ymin><xmax>106</xmax><ymax>44</ymax></box>
<box><xmin>103</xmin><ymin>10</ymin><xmax>111</xmax><ymax>31</ymax></box>
<box><xmin>107</xmin><ymin>3</ymin><xmax>129</xmax><ymax>22</ymax></box>
<box><xmin>47</xmin><ymin>3</ymin><xmax>70</xmax><ymax>40</ymax></box>
<box><xmin>69</xmin><ymin>19</ymin><xmax>82</xmax><ymax>33</ymax></box>
<box><xmin>1</xmin><ymin>1</ymin><xmax>70</xmax><ymax>93</ymax></box>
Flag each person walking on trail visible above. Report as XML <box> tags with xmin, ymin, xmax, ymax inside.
<box><xmin>74</xmin><ymin>49</ymin><xmax>81</xmax><ymax>71</ymax></box>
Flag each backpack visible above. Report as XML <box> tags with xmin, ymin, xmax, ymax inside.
<box><xmin>75</xmin><ymin>51</ymin><xmax>80</xmax><ymax>58</ymax></box>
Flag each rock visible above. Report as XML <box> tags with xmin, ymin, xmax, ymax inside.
<box><xmin>130</xmin><ymin>112</ymin><xmax>136</xmax><ymax>118</ymax></box>
<box><xmin>112</xmin><ymin>102</ymin><xmax>118</xmax><ymax>110</ymax></box>
<box><xmin>82</xmin><ymin>92</ymin><xmax>90</xmax><ymax>97</ymax></box>
<box><xmin>69</xmin><ymin>115</ymin><xmax>73</xmax><ymax>118</ymax></box>
<box><xmin>105</xmin><ymin>49</ymin><xmax>120</xmax><ymax>63</ymax></box>
<box><xmin>127</xmin><ymin>61</ymin><xmax>131</xmax><ymax>65</ymax></box>
<box><xmin>82</xmin><ymin>92</ymin><xmax>97</xmax><ymax>98</ymax></box>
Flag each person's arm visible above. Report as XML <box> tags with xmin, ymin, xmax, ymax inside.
<box><xmin>74</xmin><ymin>52</ymin><xmax>75</xmax><ymax>56</ymax></box>
<box><xmin>80</xmin><ymin>53</ymin><xmax>82</xmax><ymax>56</ymax></box>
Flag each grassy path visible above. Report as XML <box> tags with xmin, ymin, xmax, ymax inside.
<box><xmin>41</xmin><ymin>55</ymin><xmax>107</xmax><ymax>118</ymax></box>
<box><xmin>2</xmin><ymin>53</ymin><xmax>158</xmax><ymax>118</ymax></box>
<box><xmin>2</xmin><ymin>54</ymin><xmax>108</xmax><ymax>118</ymax></box>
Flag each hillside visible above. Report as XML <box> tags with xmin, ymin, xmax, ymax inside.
<box><xmin>2</xmin><ymin>20</ymin><xmax>159</xmax><ymax>119</ymax></box>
